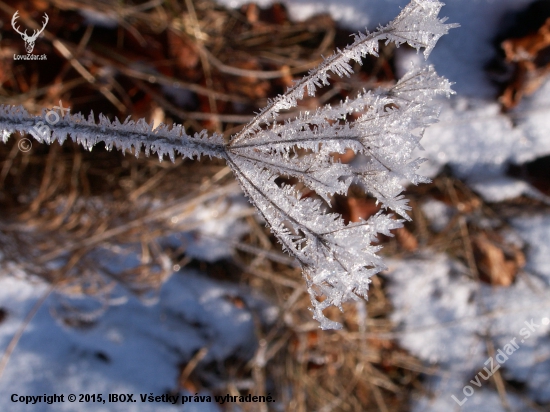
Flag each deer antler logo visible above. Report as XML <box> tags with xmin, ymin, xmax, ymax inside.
<box><xmin>12</xmin><ymin>11</ymin><xmax>49</xmax><ymax>54</ymax></box>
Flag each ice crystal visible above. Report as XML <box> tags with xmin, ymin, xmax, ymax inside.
<box><xmin>1</xmin><ymin>0</ymin><xmax>457</xmax><ymax>329</ymax></box>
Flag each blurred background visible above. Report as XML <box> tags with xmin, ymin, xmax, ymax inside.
<box><xmin>1</xmin><ymin>0</ymin><xmax>550</xmax><ymax>411</ymax></box>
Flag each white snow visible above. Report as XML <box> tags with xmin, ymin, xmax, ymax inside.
<box><xmin>0</xmin><ymin>270</ymin><xmax>274</xmax><ymax>411</ymax></box>
<box><xmin>387</xmin><ymin>213</ymin><xmax>550</xmax><ymax>410</ymax></box>
<box><xmin>469</xmin><ymin>177</ymin><xmax>533</xmax><ymax>203</ymax></box>
<box><xmin>167</xmin><ymin>194</ymin><xmax>252</xmax><ymax>262</ymax></box>
<box><xmin>420</xmin><ymin>198</ymin><xmax>455</xmax><ymax>232</ymax></box>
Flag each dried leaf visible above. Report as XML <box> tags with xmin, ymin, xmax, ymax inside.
<box><xmin>500</xmin><ymin>17</ymin><xmax>550</xmax><ymax>108</ymax></box>
<box><xmin>472</xmin><ymin>232</ymin><xmax>525</xmax><ymax>286</ymax></box>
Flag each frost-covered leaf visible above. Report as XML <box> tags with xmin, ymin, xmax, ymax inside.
<box><xmin>1</xmin><ymin>0</ymin><xmax>456</xmax><ymax>329</ymax></box>
<box><xmin>226</xmin><ymin>0</ymin><xmax>456</xmax><ymax>329</ymax></box>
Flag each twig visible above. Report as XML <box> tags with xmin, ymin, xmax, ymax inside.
<box><xmin>0</xmin><ymin>284</ymin><xmax>55</xmax><ymax>380</ymax></box>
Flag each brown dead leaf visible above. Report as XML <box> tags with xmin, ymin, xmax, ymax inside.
<box><xmin>244</xmin><ymin>3</ymin><xmax>259</xmax><ymax>24</ymax></box>
<box><xmin>167</xmin><ymin>30</ymin><xmax>200</xmax><ymax>71</ymax></box>
<box><xmin>500</xmin><ymin>17</ymin><xmax>550</xmax><ymax>108</ymax></box>
<box><xmin>267</xmin><ymin>4</ymin><xmax>289</xmax><ymax>25</ymax></box>
<box><xmin>224</xmin><ymin>295</ymin><xmax>246</xmax><ymax>309</ymax></box>
<box><xmin>279</xmin><ymin>64</ymin><xmax>294</xmax><ymax>88</ymax></box>
<box><xmin>332</xmin><ymin>148</ymin><xmax>356</xmax><ymax>164</ymax></box>
<box><xmin>347</xmin><ymin>197</ymin><xmax>379</xmax><ymax>223</ymax></box>
<box><xmin>472</xmin><ymin>232</ymin><xmax>525</xmax><ymax>286</ymax></box>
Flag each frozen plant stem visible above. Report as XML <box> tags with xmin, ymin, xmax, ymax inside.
<box><xmin>1</xmin><ymin>0</ymin><xmax>457</xmax><ymax>329</ymax></box>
